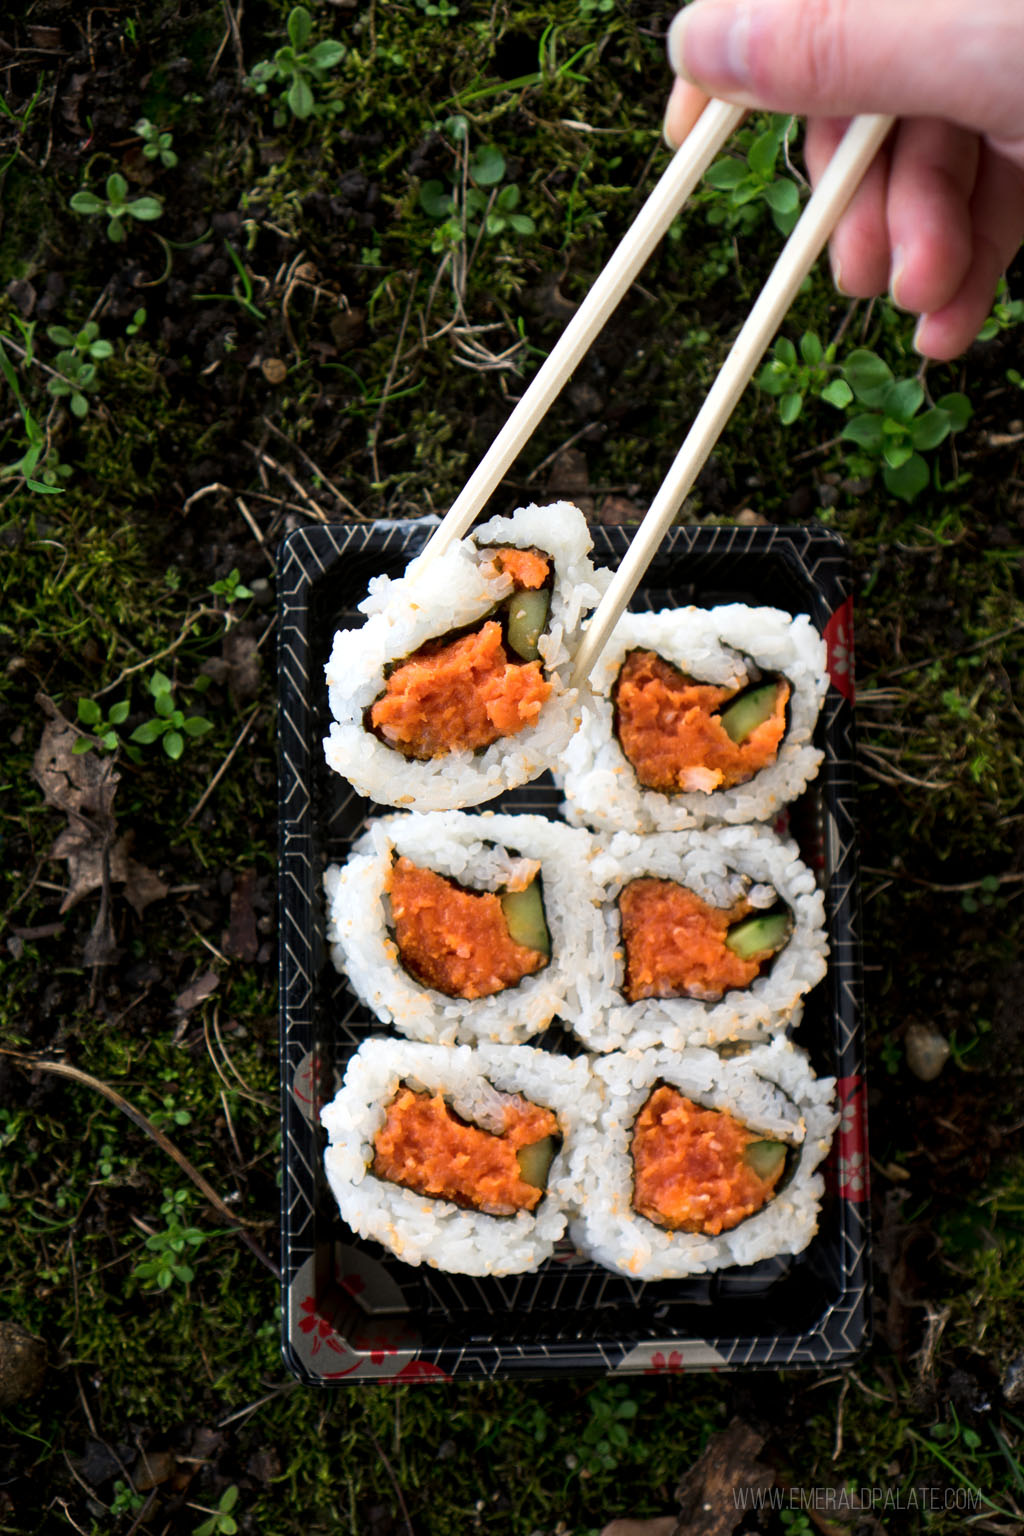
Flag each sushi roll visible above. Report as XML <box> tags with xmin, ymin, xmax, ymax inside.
<box><xmin>323</xmin><ymin>502</ymin><xmax>612</xmax><ymax>810</ymax></box>
<box><xmin>573</xmin><ymin>824</ymin><xmax>828</xmax><ymax>1052</ymax></box>
<box><xmin>570</xmin><ymin>1037</ymin><xmax>838</xmax><ymax>1279</ymax></box>
<box><xmin>559</xmin><ymin>604</ymin><xmax>829</xmax><ymax>833</ymax></box>
<box><xmin>321</xmin><ymin>1038</ymin><xmax>600</xmax><ymax>1275</ymax></box>
<box><xmin>323</xmin><ymin>811</ymin><xmax>602</xmax><ymax>1046</ymax></box>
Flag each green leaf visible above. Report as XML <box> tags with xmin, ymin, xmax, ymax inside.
<box><xmin>126</xmin><ymin>196</ymin><xmax>163</xmax><ymax>221</ymax></box>
<box><xmin>883</xmin><ymin>452</ymin><xmax>929</xmax><ymax>502</ymax></box>
<box><xmin>508</xmin><ymin>213</ymin><xmax>535</xmax><ymax>235</ymax></box>
<box><xmin>798</xmin><ymin>331</ymin><xmax>823</xmax><ymax>365</ymax></box>
<box><xmin>419</xmin><ymin>180</ymin><xmax>453</xmax><ymax>220</ymax></box>
<box><xmin>105</xmin><ymin>172</ymin><xmax>129</xmax><ymax>203</ymax></box>
<box><xmin>495</xmin><ymin>184</ymin><xmax>520</xmax><ymax>211</ymax></box>
<box><xmin>821</xmin><ymin>379</ymin><xmax>853</xmax><ymax>409</ymax></box>
<box><xmin>935</xmin><ymin>391</ymin><xmax>973</xmax><ymax>432</ymax></box>
<box><xmin>107</xmin><ymin>218</ymin><xmax>126</xmax><ymax>243</ymax></box>
<box><xmin>88</xmin><ymin>340</ymin><xmax>114</xmax><ymax>359</ymax></box>
<box><xmin>288</xmin><ymin>76</ymin><xmax>314</xmax><ymax>118</ymax></box>
<box><xmin>841</xmin><ymin>413</ymin><xmax>885</xmax><ymax>451</ymax></box>
<box><xmin>843</xmin><ymin>348</ymin><xmax>894</xmax><ymax>407</ymax></box>
<box><xmin>471</xmin><ymin>145</ymin><xmax>505</xmax><ymax>186</ymax></box>
<box><xmin>705</xmin><ymin>158</ymin><xmax>746</xmax><ymax>189</ymax></box>
<box><xmin>77</xmin><ymin>698</ymin><xmax>102</xmax><ymax>725</ymax></box>
<box><xmin>779</xmin><ymin>391</ymin><xmax>803</xmax><ymax>425</ymax></box>
<box><xmin>163</xmin><ymin>731</ymin><xmax>184</xmax><ymax>760</ymax></box>
<box><xmin>309</xmin><ymin>39</ymin><xmax>345</xmax><ymax>68</ymax></box>
<box><xmin>70</xmin><ymin>190</ymin><xmax>104</xmax><ymax>215</ymax></box>
<box><xmin>287</xmin><ymin>5</ymin><xmax>313</xmax><ymax>48</ymax></box>
<box><xmin>150</xmin><ymin>670</ymin><xmax>173</xmax><ymax>696</ymax></box>
<box><xmin>70</xmin><ymin>392</ymin><xmax>89</xmax><ymax>419</ymax></box>
<box><xmin>130</xmin><ymin>719</ymin><xmax>165</xmax><ymax>744</ymax></box>
<box><xmin>910</xmin><ymin>407</ymin><xmax>953</xmax><ymax>451</ymax></box>
<box><xmin>183</xmin><ymin>716</ymin><xmax>214</xmax><ymax>737</ymax></box>
<box><xmin>881</xmin><ymin>377</ymin><xmax>924</xmax><ymax>423</ymax></box>
<box><xmin>71</xmin><ymin>737</ymin><xmax>94</xmax><ymax>755</ymax></box>
<box><xmin>763</xmin><ymin>179</ymin><xmax>799</xmax><ymax>215</ymax></box>
<box><xmin>108</xmin><ymin>700</ymin><xmax>130</xmax><ymax>726</ymax></box>
<box><xmin>774</xmin><ymin>336</ymin><xmax>797</xmax><ymax>368</ymax></box>
<box><xmin>883</xmin><ymin>439</ymin><xmax>914</xmax><ymax>470</ymax></box>
<box><xmin>747</xmin><ymin>127</ymin><xmax>780</xmax><ymax>179</ymax></box>
<box><xmin>47</xmin><ymin>326</ymin><xmax>75</xmax><ymax>348</ymax></box>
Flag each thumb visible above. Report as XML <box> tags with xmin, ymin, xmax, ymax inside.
<box><xmin>667</xmin><ymin>0</ymin><xmax>1024</xmax><ymax>148</ymax></box>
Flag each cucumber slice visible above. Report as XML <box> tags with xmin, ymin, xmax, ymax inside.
<box><xmin>718</xmin><ymin>682</ymin><xmax>780</xmax><ymax>744</ymax></box>
<box><xmin>725</xmin><ymin>910</ymin><xmax>792</xmax><ymax>960</ymax></box>
<box><xmin>499</xmin><ymin>879</ymin><xmax>551</xmax><ymax>956</ymax></box>
<box><xmin>743</xmin><ymin>1139</ymin><xmax>788</xmax><ymax>1181</ymax></box>
<box><xmin>517</xmin><ymin>1135</ymin><xmax>557</xmax><ymax>1189</ymax></box>
<box><xmin>506</xmin><ymin>589</ymin><xmax>550</xmax><ymax>661</ymax></box>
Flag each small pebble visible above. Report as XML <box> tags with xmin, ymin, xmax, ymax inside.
<box><xmin>904</xmin><ymin>1022</ymin><xmax>951</xmax><ymax>1082</ymax></box>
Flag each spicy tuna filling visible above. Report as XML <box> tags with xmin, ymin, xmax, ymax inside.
<box><xmin>618</xmin><ymin>878</ymin><xmax>779</xmax><ymax>1003</ymax></box>
<box><xmin>371</xmin><ymin>1086</ymin><xmax>559</xmax><ymax>1215</ymax></box>
<box><xmin>612</xmin><ymin>650</ymin><xmax>789</xmax><ymax>793</ymax></box>
<box><xmin>389</xmin><ymin>856</ymin><xmax>548</xmax><ymax>1000</ymax></box>
<box><xmin>631</xmin><ymin>1085</ymin><xmax>785</xmax><ymax>1235</ymax></box>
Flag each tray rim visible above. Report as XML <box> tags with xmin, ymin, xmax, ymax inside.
<box><xmin>277</xmin><ymin>518</ymin><xmax>871</xmax><ymax>1385</ymax></box>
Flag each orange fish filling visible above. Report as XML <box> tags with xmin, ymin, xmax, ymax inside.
<box><xmin>481</xmin><ymin>546</ymin><xmax>551</xmax><ymax>589</ymax></box>
<box><xmin>612</xmin><ymin>650</ymin><xmax>789</xmax><ymax>793</ymax></box>
<box><xmin>369</xmin><ymin>621</ymin><xmax>551</xmax><ymax>760</ymax></box>
<box><xmin>631</xmin><ymin>1085</ymin><xmax>785</xmax><ymax>1235</ymax></box>
<box><xmin>619</xmin><ymin>878</ymin><xmax>775</xmax><ymax>1002</ymax></box>
<box><xmin>372</xmin><ymin>1087</ymin><xmax>559</xmax><ymax>1215</ymax></box>
<box><xmin>390</xmin><ymin>856</ymin><xmax>548</xmax><ymax>999</ymax></box>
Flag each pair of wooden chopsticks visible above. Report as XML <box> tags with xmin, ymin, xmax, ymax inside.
<box><xmin>415</xmin><ymin>101</ymin><xmax>895</xmax><ymax>682</ymax></box>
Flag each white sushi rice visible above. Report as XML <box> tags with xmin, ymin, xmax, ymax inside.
<box><xmin>321</xmin><ymin>1038</ymin><xmax>602</xmax><ymax>1275</ymax></box>
<box><xmin>569</xmin><ymin>1036</ymin><xmax>838</xmax><ymax>1279</ymax></box>
<box><xmin>560</xmin><ymin>604</ymin><xmax>829</xmax><ymax>833</ymax></box>
<box><xmin>323</xmin><ymin>811</ymin><xmax>602</xmax><ymax>1045</ymax></box>
<box><xmin>572</xmin><ymin>824</ymin><xmax>829</xmax><ymax>1052</ymax></box>
<box><xmin>323</xmin><ymin>502</ymin><xmax>612</xmax><ymax>810</ymax></box>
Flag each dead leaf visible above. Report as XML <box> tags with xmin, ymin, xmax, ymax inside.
<box><xmin>175</xmin><ymin>969</ymin><xmax>220</xmax><ymax>1014</ymax></box>
<box><xmin>224</xmin><ymin>869</ymin><xmax>259</xmax><ymax>962</ymax></box>
<box><xmin>601</xmin><ymin>1521</ymin><xmax>678</xmax><ymax>1536</ymax></box>
<box><xmin>674</xmin><ymin>1418</ymin><xmax>774</xmax><ymax>1536</ymax></box>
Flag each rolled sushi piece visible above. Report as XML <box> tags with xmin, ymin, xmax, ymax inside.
<box><xmin>323</xmin><ymin>502</ymin><xmax>612</xmax><ymax>810</ymax></box>
<box><xmin>559</xmin><ymin>604</ymin><xmax>829</xmax><ymax>833</ymax></box>
<box><xmin>570</xmin><ymin>1036</ymin><xmax>838</xmax><ymax>1279</ymax></box>
<box><xmin>573</xmin><ymin>824</ymin><xmax>828</xmax><ymax>1052</ymax></box>
<box><xmin>321</xmin><ymin>1038</ymin><xmax>601</xmax><ymax>1275</ymax></box>
<box><xmin>323</xmin><ymin>811</ymin><xmax>603</xmax><ymax>1046</ymax></box>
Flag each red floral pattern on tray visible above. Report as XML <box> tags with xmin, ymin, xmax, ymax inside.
<box><xmin>830</xmin><ymin>1074</ymin><xmax>868</xmax><ymax>1203</ymax></box>
<box><xmin>823</xmin><ymin>597</ymin><xmax>854</xmax><ymax>702</ymax></box>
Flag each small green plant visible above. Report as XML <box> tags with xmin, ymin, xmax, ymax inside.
<box><xmin>46</xmin><ymin>321</ymin><xmax>114</xmax><ymax>419</ymax></box>
<box><xmin>757</xmin><ymin>330</ymin><xmax>852</xmax><ymax>424</ymax></box>
<box><xmin>195</xmin><ymin>244</ymin><xmax>267</xmax><ymax>321</ymax></box>
<box><xmin>0</xmin><ymin>322</ymin><xmax>67</xmax><ymax>494</ymax></box>
<box><xmin>69</xmin><ymin>172</ymin><xmax>163</xmax><ymax>242</ymax></box>
<box><xmin>579</xmin><ymin>1384</ymin><xmax>639</xmax><ymax>1473</ymax></box>
<box><xmin>133</xmin><ymin>1189</ymin><xmax>210</xmax><ymax>1291</ymax></box>
<box><xmin>125</xmin><ymin>306</ymin><xmax>147</xmax><ymax>336</ymax></box>
<box><xmin>702</xmin><ymin>116</ymin><xmax>803</xmax><ymax>236</ymax></box>
<box><xmin>420</xmin><ymin>124</ymin><xmax>535</xmax><ymax>249</ymax></box>
<box><xmin>192</xmin><ymin>1486</ymin><xmax>240</xmax><ymax>1536</ymax></box>
<box><xmin>836</xmin><ymin>349</ymin><xmax>972</xmax><ymax>502</ymax></box>
<box><xmin>133</xmin><ymin>117</ymin><xmax>178</xmax><ymax>168</ymax></box>
<box><xmin>129</xmin><ymin>671</ymin><xmax>214</xmax><ymax>761</ymax></box>
<box><xmin>110</xmin><ymin>1480</ymin><xmax>145</xmax><ymax>1519</ymax></box>
<box><xmin>74</xmin><ymin>695</ymin><xmax>131</xmax><ymax>754</ymax></box>
<box><xmin>415</xmin><ymin>0</ymin><xmax>458</xmax><ymax>15</ymax></box>
<box><xmin>978</xmin><ymin>277</ymin><xmax>1024</xmax><ymax>341</ymax></box>
<box><xmin>247</xmin><ymin>6</ymin><xmax>346</xmax><ymax>123</ymax></box>
<box><xmin>208</xmin><ymin>568</ymin><xmax>254</xmax><ymax>603</ymax></box>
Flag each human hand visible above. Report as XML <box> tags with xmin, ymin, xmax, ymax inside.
<box><xmin>664</xmin><ymin>0</ymin><xmax>1024</xmax><ymax>360</ymax></box>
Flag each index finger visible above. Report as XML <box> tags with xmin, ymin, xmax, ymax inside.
<box><xmin>664</xmin><ymin>76</ymin><xmax>712</xmax><ymax>148</ymax></box>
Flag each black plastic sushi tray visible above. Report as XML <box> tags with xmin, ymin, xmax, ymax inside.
<box><xmin>278</xmin><ymin>520</ymin><xmax>869</xmax><ymax>1383</ymax></box>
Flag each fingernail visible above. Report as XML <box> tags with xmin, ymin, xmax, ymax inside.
<box><xmin>668</xmin><ymin>3</ymin><xmax>750</xmax><ymax>91</ymax></box>
<box><xmin>912</xmin><ymin>314</ymin><xmax>932</xmax><ymax>356</ymax></box>
<box><xmin>830</xmin><ymin>253</ymin><xmax>849</xmax><ymax>297</ymax></box>
<box><xmin>889</xmin><ymin>246</ymin><xmax>908</xmax><ymax>309</ymax></box>
<box><xmin>663</xmin><ymin>76</ymin><xmax>688</xmax><ymax>148</ymax></box>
